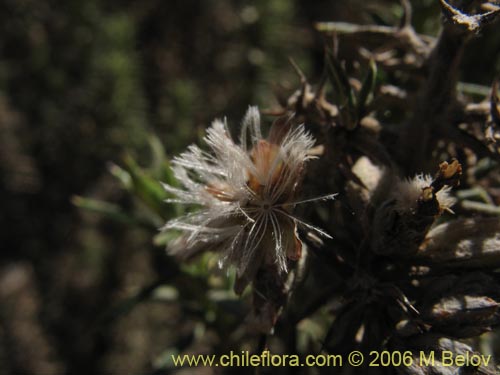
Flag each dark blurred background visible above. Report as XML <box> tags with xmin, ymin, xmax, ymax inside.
<box><xmin>1</xmin><ymin>0</ymin><xmax>499</xmax><ymax>374</ymax></box>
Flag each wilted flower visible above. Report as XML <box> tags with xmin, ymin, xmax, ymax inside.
<box><xmin>371</xmin><ymin>160</ymin><xmax>461</xmax><ymax>256</ymax></box>
<box><xmin>162</xmin><ymin>106</ymin><xmax>335</xmax><ymax>293</ymax></box>
<box><xmin>392</xmin><ymin>173</ymin><xmax>456</xmax><ymax>215</ymax></box>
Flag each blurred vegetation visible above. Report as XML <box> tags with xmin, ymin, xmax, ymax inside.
<box><xmin>1</xmin><ymin>0</ymin><xmax>500</xmax><ymax>374</ymax></box>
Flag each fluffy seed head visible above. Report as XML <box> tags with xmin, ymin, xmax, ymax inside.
<box><xmin>161</xmin><ymin>106</ymin><xmax>335</xmax><ymax>293</ymax></box>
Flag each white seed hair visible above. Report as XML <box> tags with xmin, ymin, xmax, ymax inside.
<box><xmin>161</xmin><ymin>106</ymin><xmax>335</xmax><ymax>280</ymax></box>
<box><xmin>392</xmin><ymin>174</ymin><xmax>456</xmax><ymax>213</ymax></box>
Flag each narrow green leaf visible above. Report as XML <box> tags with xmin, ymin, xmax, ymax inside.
<box><xmin>108</xmin><ymin>162</ymin><xmax>132</xmax><ymax>189</ymax></box>
<box><xmin>148</xmin><ymin>134</ymin><xmax>173</xmax><ymax>181</ymax></box>
<box><xmin>325</xmin><ymin>49</ymin><xmax>357</xmax><ymax>129</ymax></box>
<box><xmin>357</xmin><ymin>59</ymin><xmax>377</xmax><ymax>118</ymax></box>
<box><xmin>122</xmin><ymin>154</ymin><xmax>169</xmax><ymax>217</ymax></box>
<box><xmin>72</xmin><ymin>195</ymin><xmax>138</xmax><ymax>224</ymax></box>
<box><xmin>326</xmin><ymin>49</ymin><xmax>353</xmax><ymax>105</ymax></box>
<box><xmin>99</xmin><ymin>280</ymin><xmax>170</xmax><ymax>324</ymax></box>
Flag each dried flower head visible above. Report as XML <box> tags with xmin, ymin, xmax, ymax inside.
<box><xmin>392</xmin><ymin>174</ymin><xmax>456</xmax><ymax>214</ymax></box>
<box><xmin>162</xmin><ymin>106</ymin><xmax>335</xmax><ymax>293</ymax></box>
<box><xmin>371</xmin><ymin>160</ymin><xmax>461</xmax><ymax>256</ymax></box>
